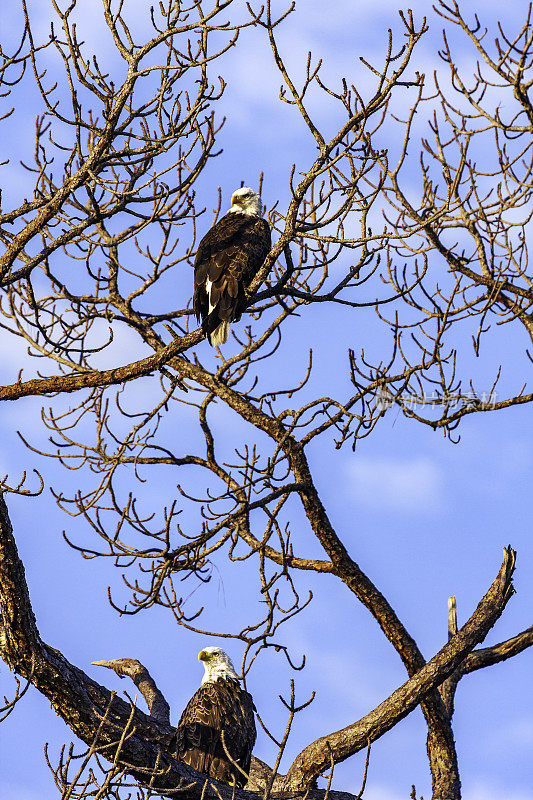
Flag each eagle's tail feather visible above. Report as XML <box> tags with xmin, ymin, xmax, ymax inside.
<box><xmin>209</xmin><ymin>320</ymin><xmax>230</xmax><ymax>346</ymax></box>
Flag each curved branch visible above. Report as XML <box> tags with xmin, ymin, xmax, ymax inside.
<box><xmin>92</xmin><ymin>658</ymin><xmax>171</xmax><ymax>725</ymax></box>
<box><xmin>0</xmin><ymin>492</ymin><xmax>394</xmax><ymax>800</ymax></box>
<box><xmin>0</xmin><ymin>332</ymin><xmax>200</xmax><ymax>401</ymax></box>
<box><xmin>0</xmin><ymin>494</ymin><xmax>182</xmax><ymax>792</ymax></box>
<box><xmin>139</xmin><ymin>356</ymin><xmax>500</xmax><ymax>798</ymax></box>
<box><xmin>0</xmin><ymin>491</ymin><xmax>517</xmax><ymax>797</ymax></box>
<box><xmin>281</xmin><ymin>546</ymin><xmax>516</xmax><ymax>790</ymax></box>
<box><xmin>463</xmin><ymin>626</ymin><xmax>533</xmax><ymax>674</ymax></box>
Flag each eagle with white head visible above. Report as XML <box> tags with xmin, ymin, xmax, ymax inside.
<box><xmin>174</xmin><ymin>646</ymin><xmax>256</xmax><ymax>786</ymax></box>
<box><xmin>193</xmin><ymin>187</ymin><xmax>271</xmax><ymax>346</ymax></box>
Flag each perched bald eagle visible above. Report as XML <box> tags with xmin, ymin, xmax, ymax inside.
<box><xmin>174</xmin><ymin>647</ymin><xmax>256</xmax><ymax>787</ymax></box>
<box><xmin>193</xmin><ymin>187</ymin><xmax>271</xmax><ymax>346</ymax></box>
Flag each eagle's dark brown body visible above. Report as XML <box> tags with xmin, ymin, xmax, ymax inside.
<box><xmin>174</xmin><ymin>677</ymin><xmax>256</xmax><ymax>787</ymax></box>
<box><xmin>193</xmin><ymin>211</ymin><xmax>271</xmax><ymax>345</ymax></box>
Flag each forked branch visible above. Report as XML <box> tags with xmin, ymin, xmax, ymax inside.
<box><xmin>0</xmin><ymin>494</ymin><xmax>518</xmax><ymax>796</ymax></box>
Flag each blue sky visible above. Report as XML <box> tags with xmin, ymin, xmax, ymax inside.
<box><xmin>1</xmin><ymin>2</ymin><xmax>533</xmax><ymax>799</ymax></box>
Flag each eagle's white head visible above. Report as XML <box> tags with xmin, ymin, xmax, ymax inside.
<box><xmin>198</xmin><ymin>646</ymin><xmax>239</xmax><ymax>684</ymax></box>
<box><xmin>229</xmin><ymin>187</ymin><xmax>262</xmax><ymax>216</ymax></box>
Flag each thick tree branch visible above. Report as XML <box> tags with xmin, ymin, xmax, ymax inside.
<box><xmin>0</xmin><ymin>493</ymin><xmax>517</xmax><ymax>797</ymax></box>
<box><xmin>281</xmin><ymin>546</ymin><xmax>516</xmax><ymax>790</ymax></box>
<box><xmin>462</xmin><ymin>627</ymin><xmax>533</xmax><ymax>674</ymax></box>
<box><xmin>0</xmin><ymin>332</ymin><xmax>200</xmax><ymax>401</ymax></box>
<box><xmin>0</xmin><ymin>493</ymin><xmax>398</xmax><ymax>800</ymax></box>
<box><xmin>165</xmin><ymin>355</ymin><xmax>466</xmax><ymax>797</ymax></box>
<box><xmin>92</xmin><ymin>658</ymin><xmax>171</xmax><ymax>725</ymax></box>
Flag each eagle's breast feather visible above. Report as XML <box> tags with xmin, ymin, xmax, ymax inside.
<box><xmin>175</xmin><ymin>676</ymin><xmax>256</xmax><ymax>787</ymax></box>
<box><xmin>193</xmin><ymin>211</ymin><xmax>271</xmax><ymax>345</ymax></box>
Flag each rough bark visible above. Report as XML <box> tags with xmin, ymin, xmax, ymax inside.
<box><xmin>166</xmin><ymin>357</ymin><xmax>465</xmax><ymax>798</ymax></box>
<box><xmin>92</xmin><ymin>658</ymin><xmax>171</xmax><ymax>725</ymax></box>
<box><xmin>0</xmin><ymin>494</ymin><xmax>517</xmax><ymax>798</ymax></box>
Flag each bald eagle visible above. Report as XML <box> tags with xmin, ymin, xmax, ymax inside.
<box><xmin>193</xmin><ymin>187</ymin><xmax>271</xmax><ymax>346</ymax></box>
<box><xmin>174</xmin><ymin>647</ymin><xmax>256</xmax><ymax>787</ymax></box>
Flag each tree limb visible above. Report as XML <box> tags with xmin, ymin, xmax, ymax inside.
<box><xmin>92</xmin><ymin>658</ymin><xmax>171</xmax><ymax>725</ymax></box>
<box><xmin>281</xmin><ymin>546</ymin><xmax>516</xmax><ymax>790</ymax></box>
<box><xmin>0</xmin><ymin>493</ymin><xmax>517</xmax><ymax>796</ymax></box>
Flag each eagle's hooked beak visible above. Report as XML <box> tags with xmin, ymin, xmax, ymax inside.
<box><xmin>230</xmin><ymin>192</ymin><xmax>240</xmax><ymax>207</ymax></box>
<box><xmin>198</xmin><ymin>650</ymin><xmax>208</xmax><ymax>662</ymax></box>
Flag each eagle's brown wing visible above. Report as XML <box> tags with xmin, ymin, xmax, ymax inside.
<box><xmin>193</xmin><ymin>212</ymin><xmax>271</xmax><ymax>344</ymax></box>
<box><xmin>174</xmin><ymin>678</ymin><xmax>256</xmax><ymax>787</ymax></box>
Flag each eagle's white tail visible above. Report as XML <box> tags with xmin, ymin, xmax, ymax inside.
<box><xmin>206</xmin><ymin>277</ymin><xmax>230</xmax><ymax>345</ymax></box>
<box><xmin>210</xmin><ymin>321</ymin><xmax>230</xmax><ymax>346</ymax></box>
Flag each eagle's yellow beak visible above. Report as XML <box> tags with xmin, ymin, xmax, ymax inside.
<box><xmin>230</xmin><ymin>192</ymin><xmax>241</xmax><ymax>207</ymax></box>
<box><xmin>198</xmin><ymin>650</ymin><xmax>207</xmax><ymax>662</ymax></box>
